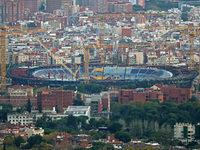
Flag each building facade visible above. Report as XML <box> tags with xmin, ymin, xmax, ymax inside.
<box><xmin>90</xmin><ymin>95</ymin><xmax>102</xmax><ymax>116</ymax></box>
<box><xmin>7</xmin><ymin>112</ymin><xmax>35</xmax><ymax>125</ymax></box>
<box><xmin>25</xmin><ymin>127</ymin><xmax>44</xmax><ymax>138</ymax></box>
<box><xmin>0</xmin><ymin>0</ymin><xmax>24</xmax><ymax>23</ymax></box>
<box><xmin>8</xmin><ymin>85</ymin><xmax>34</xmax><ymax>96</ymax></box>
<box><xmin>65</xmin><ymin>106</ymin><xmax>91</xmax><ymax>118</ymax></box>
<box><xmin>46</xmin><ymin>0</ymin><xmax>62</xmax><ymax>13</ymax></box>
<box><xmin>118</xmin><ymin>88</ymin><xmax>163</xmax><ymax>104</ymax></box>
<box><xmin>118</xmin><ymin>84</ymin><xmax>191</xmax><ymax>104</ymax></box>
<box><xmin>0</xmin><ymin>85</ymin><xmax>36</xmax><ymax>109</ymax></box>
<box><xmin>174</xmin><ymin>123</ymin><xmax>195</xmax><ymax>144</ymax></box>
<box><xmin>22</xmin><ymin>0</ymin><xmax>39</xmax><ymax>13</ymax></box>
<box><xmin>95</xmin><ymin>0</ymin><xmax>108</xmax><ymax>13</ymax></box>
<box><xmin>157</xmin><ymin>84</ymin><xmax>191</xmax><ymax>103</ymax></box>
<box><xmin>37</xmin><ymin>89</ymin><xmax>73</xmax><ymax>111</ymax></box>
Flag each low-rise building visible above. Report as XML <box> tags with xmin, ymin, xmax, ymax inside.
<box><xmin>119</xmin><ymin>87</ymin><xmax>163</xmax><ymax>104</ymax></box>
<box><xmin>64</xmin><ymin>106</ymin><xmax>91</xmax><ymax>118</ymax></box>
<box><xmin>0</xmin><ymin>128</ymin><xmax>27</xmax><ymax>139</ymax></box>
<box><xmin>7</xmin><ymin>112</ymin><xmax>35</xmax><ymax>125</ymax></box>
<box><xmin>25</xmin><ymin>127</ymin><xmax>44</xmax><ymax>138</ymax></box>
<box><xmin>93</xmin><ymin>135</ymin><xmax>123</xmax><ymax>146</ymax></box>
<box><xmin>0</xmin><ymin>85</ymin><xmax>36</xmax><ymax>109</ymax></box>
<box><xmin>118</xmin><ymin>84</ymin><xmax>191</xmax><ymax>104</ymax></box>
<box><xmin>90</xmin><ymin>95</ymin><xmax>102</xmax><ymax>116</ymax></box>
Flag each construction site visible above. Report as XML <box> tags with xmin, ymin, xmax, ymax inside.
<box><xmin>0</xmin><ymin>12</ymin><xmax>200</xmax><ymax>90</ymax></box>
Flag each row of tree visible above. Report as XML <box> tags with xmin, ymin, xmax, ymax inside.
<box><xmin>111</xmin><ymin>98</ymin><xmax>200</xmax><ymax>127</ymax></box>
<box><xmin>3</xmin><ymin>134</ymin><xmax>51</xmax><ymax>150</ymax></box>
<box><xmin>34</xmin><ymin>98</ymin><xmax>200</xmax><ymax>146</ymax></box>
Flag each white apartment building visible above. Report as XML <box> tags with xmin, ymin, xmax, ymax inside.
<box><xmin>7</xmin><ymin>112</ymin><xmax>34</xmax><ymax>125</ymax></box>
<box><xmin>174</xmin><ymin>123</ymin><xmax>195</xmax><ymax>144</ymax></box>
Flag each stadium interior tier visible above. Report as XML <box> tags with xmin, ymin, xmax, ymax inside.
<box><xmin>32</xmin><ymin>67</ymin><xmax>173</xmax><ymax>81</ymax></box>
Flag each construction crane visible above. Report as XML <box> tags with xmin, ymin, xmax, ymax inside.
<box><xmin>71</xmin><ymin>42</ymin><xmax>153</xmax><ymax>83</ymax></box>
<box><xmin>88</xmin><ymin>13</ymin><xmax>165</xmax><ymax>64</ymax></box>
<box><xmin>0</xmin><ymin>25</ymin><xmax>46</xmax><ymax>91</ymax></box>
<box><xmin>34</xmin><ymin>37</ymin><xmax>80</xmax><ymax>79</ymax></box>
<box><xmin>144</xmin><ymin>25</ymin><xmax>200</xmax><ymax>70</ymax></box>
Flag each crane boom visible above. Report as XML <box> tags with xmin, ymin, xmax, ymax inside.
<box><xmin>34</xmin><ymin>37</ymin><xmax>77</xmax><ymax>77</ymax></box>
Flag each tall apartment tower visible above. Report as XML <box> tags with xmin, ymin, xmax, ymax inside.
<box><xmin>46</xmin><ymin>0</ymin><xmax>61</xmax><ymax>13</ymax></box>
<box><xmin>95</xmin><ymin>0</ymin><xmax>108</xmax><ymax>13</ymax></box>
<box><xmin>21</xmin><ymin>0</ymin><xmax>39</xmax><ymax>13</ymax></box>
<box><xmin>61</xmin><ymin>0</ymin><xmax>72</xmax><ymax>5</ymax></box>
<box><xmin>0</xmin><ymin>0</ymin><xmax>24</xmax><ymax>24</ymax></box>
<box><xmin>136</xmin><ymin>0</ymin><xmax>145</xmax><ymax>8</ymax></box>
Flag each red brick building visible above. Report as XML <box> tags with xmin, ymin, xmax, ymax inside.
<box><xmin>118</xmin><ymin>84</ymin><xmax>191</xmax><ymax>104</ymax></box>
<box><xmin>0</xmin><ymin>127</ymin><xmax>27</xmax><ymax>140</ymax></box>
<box><xmin>136</xmin><ymin>0</ymin><xmax>145</xmax><ymax>8</ymax></box>
<box><xmin>0</xmin><ymin>96</ymin><xmax>37</xmax><ymax>108</ymax></box>
<box><xmin>0</xmin><ymin>0</ymin><xmax>24</xmax><ymax>23</ymax></box>
<box><xmin>46</xmin><ymin>0</ymin><xmax>62</xmax><ymax>13</ymax></box>
<box><xmin>156</xmin><ymin>84</ymin><xmax>191</xmax><ymax>103</ymax></box>
<box><xmin>0</xmin><ymin>85</ymin><xmax>36</xmax><ymax>108</ymax></box>
<box><xmin>37</xmin><ymin>89</ymin><xmax>73</xmax><ymax>111</ymax></box>
<box><xmin>95</xmin><ymin>0</ymin><xmax>109</xmax><ymax>13</ymax></box>
<box><xmin>114</xmin><ymin>2</ymin><xmax>132</xmax><ymax>13</ymax></box>
<box><xmin>22</xmin><ymin>0</ymin><xmax>39</xmax><ymax>13</ymax></box>
<box><xmin>119</xmin><ymin>88</ymin><xmax>163</xmax><ymax>104</ymax></box>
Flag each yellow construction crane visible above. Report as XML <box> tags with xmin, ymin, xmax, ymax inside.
<box><xmin>34</xmin><ymin>37</ymin><xmax>80</xmax><ymax>80</ymax></box>
<box><xmin>88</xmin><ymin>13</ymin><xmax>165</xmax><ymax>63</ymax></box>
<box><xmin>0</xmin><ymin>26</ymin><xmax>46</xmax><ymax>91</ymax></box>
<box><xmin>143</xmin><ymin>25</ymin><xmax>200</xmax><ymax>70</ymax></box>
<box><xmin>71</xmin><ymin>42</ymin><xmax>153</xmax><ymax>83</ymax></box>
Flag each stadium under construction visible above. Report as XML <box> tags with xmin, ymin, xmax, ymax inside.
<box><xmin>8</xmin><ymin>64</ymin><xmax>198</xmax><ymax>88</ymax></box>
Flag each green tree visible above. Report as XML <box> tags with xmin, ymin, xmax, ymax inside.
<box><xmin>67</xmin><ymin>115</ymin><xmax>77</xmax><ymax>128</ymax></box>
<box><xmin>0</xmin><ymin>104</ymin><xmax>13</xmax><ymax>121</ymax></box>
<box><xmin>27</xmin><ymin>134</ymin><xmax>45</xmax><ymax>148</ymax></box>
<box><xmin>188</xmin><ymin>96</ymin><xmax>197</xmax><ymax>102</ymax></box>
<box><xmin>32</xmin><ymin>142</ymin><xmax>52</xmax><ymax>150</ymax></box>
<box><xmin>115</xmin><ymin>131</ymin><xmax>131</xmax><ymax>143</ymax></box>
<box><xmin>90</xmin><ymin>142</ymin><xmax>113</xmax><ymax>150</ymax></box>
<box><xmin>35</xmin><ymin>119</ymin><xmax>45</xmax><ymax>127</ymax></box>
<box><xmin>41</xmin><ymin>113</ymin><xmax>51</xmax><ymax>122</ymax></box>
<box><xmin>73</xmin><ymin>99</ymin><xmax>84</xmax><ymax>106</ymax></box>
<box><xmin>89</xmin><ymin>118</ymin><xmax>97</xmax><ymax>128</ymax></box>
<box><xmin>38</xmin><ymin>100</ymin><xmax>42</xmax><ymax>113</ymax></box>
<box><xmin>27</xmin><ymin>98</ymin><xmax>31</xmax><ymax>113</ymax></box>
<box><xmin>55</xmin><ymin>105</ymin><xmax>62</xmax><ymax>113</ymax></box>
<box><xmin>3</xmin><ymin>136</ymin><xmax>14</xmax><ymax>147</ymax></box>
<box><xmin>132</xmin><ymin>5</ymin><xmax>144</xmax><ymax>11</ymax></box>
<box><xmin>149</xmin><ymin>130</ymin><xmax>173</xmax><ymax>145</ymax></box>
<box><xmin>108</xmin><ymin>122</ymin><xmax>122</xmax><ymax>133</ymax></box>
<box><xmin>14</xmin><ymin>136</ymin><xmax>25</xmax><ymax>147</ymax></box>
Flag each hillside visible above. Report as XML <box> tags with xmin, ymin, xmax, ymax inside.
<box><xmin>133</xmin><ymin>0</ymin><xmax>178</xmax><ymax>11</ymax></box>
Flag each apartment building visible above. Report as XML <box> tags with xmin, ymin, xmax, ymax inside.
<box><xmin>0</xmin><ymin>0</ymin><xmax>24</xmax><ymax>23</ymax></box>
<box><xmin>46</xmin><ymin>0</ymin><xmax>62</xmax><ymax>13</ymax></box>
<box><xmin>119</xmin><ymin>88</ymin><xmax>163</xmax><ymax>104</ymax></box>
<box><xmin>0</xmin><ymin>85</ymin><xmax>36</xmax><ymax>109</ymax></box>
<box><xmin>7</xmin><ymin>112</ymin><xmax>35</xmax><ymax>125</ymax></box>
<box><xmin>37</xmin><ymin>89</ymin><xmax>74</xmax><ymax>111</ymax></box>
<box><xmin>22</xmin><ymin>0</ymin><xmax>39</xmax><ymax>13</ymax></box>
<box><xmin>174</xmin><ymin>123</ymin><xmax>195</xmax><ymax>144</ymax></box>
<box><xmin>25</xmin><ymin>127</ymin><xmax>44</xmax><ymax>138</ymax></box>
<box><xmin>118</xmin><ymin>84</ymin><xmax>191</xmax><ymax>104</ymax></box>
<box><xmin>156</xmin><ymin>84</ymin><xmax>191</xmax><ymax>104</ymax></box>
